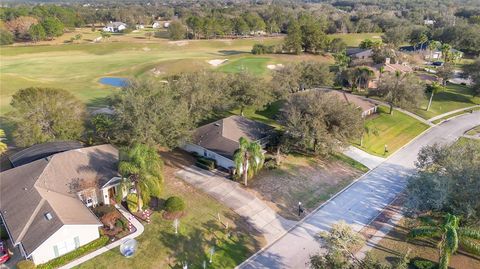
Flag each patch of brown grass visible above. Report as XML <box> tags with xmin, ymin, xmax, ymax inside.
<box><xmin>248</xmin><ymin>154</ymin><xmax>362</xmax><ymax>220</ymax></box>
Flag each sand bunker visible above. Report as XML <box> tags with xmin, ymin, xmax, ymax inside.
<box><xmin>151</xmin><ymin>68</ymin><xmax>165</xmax><ymax>76</ymax></box>
<box><xmin>267</xmin><ymin>64</ymin><xmax>284</xmax><ymax>70</ymax></box>
<box><xmin>208</xmin><ymin>59</ymin><xmax>228</xmax><ymax>66</ymax></box>
<box><xmin>168</xmin><ymin>40</ymin><xmax>189</xmax><ymax>46</ymax></box>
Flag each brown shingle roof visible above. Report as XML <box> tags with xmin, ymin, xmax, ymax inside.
<box><xmin>0</xmin><ymin>144</ymin><xmax>118</xmax><ymax>256</ymax></box>
<box><xmin>323</xmin><ymin>90</ymin><xmax>377</xmax><ymax>113</ymax></box>
<box><xmin>192</xmin><ymin>116</ymin><xmax>274</xmax><ymax>159</ymax></box>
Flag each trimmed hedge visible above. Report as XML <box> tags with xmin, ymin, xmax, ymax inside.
<box><xmin>411</xmin><ymin>259</ymin><xmax>437</xmax><ymax>269</ymax></box>
<box><xmin>17</xmin><ymin>260</ymin><xmax>36</xmax><ymax>269</ymax></box>
<box><xmin>195</xmin><ymin>156</ymin><xmax>216</xmax><ymax>170</ymax></box>
<box><xmin>165</xmin><ymin>196</ymin><xmax>186</xmax><ymax>213</ymax></box>
<box><xmin>37</xmin><ymin>236</ymin><xmax>109</xmax><ymax>269</ymax></box>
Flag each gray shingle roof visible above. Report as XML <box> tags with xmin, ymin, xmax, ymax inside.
<box><xmin>192</xmin><ymin>116</ymin><xmax>274</xmax><ymax>159</ymax></box>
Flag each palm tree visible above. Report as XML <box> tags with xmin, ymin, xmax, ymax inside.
<box><xmin>428</xmin><ymin>40</ymin><xmax>441</xmax><ymax>60</ymax></box>
<box><xmin>118</xmin><ymin>144</ymin><xmax>164</xmax><ymax>212</ymax></box>
<box><xmin>426</xmin><ymin>82</ymin><xmax>445</xmax><ymax>111</ymax></box>
<box><xmin>354</xmin><ymin>67</ymin><xmax>375</xmax><ymax>90</ymax></box>
<box><xmin>0</xmin><ymin>129</ymin><xmax>7</xmax><ymax>155</ymax></box>
<box><xmin>410</xmin><ymin>213</ymin><xmax>480</xmax><ymax>269</ymax></box>
<box><xmin>233</xmin><ymin>137</ymin><xmax>264</xmax><ymax>186</ymax></box>
<box><xmin>360</xmin><ymin>123</ymin><xmax>379</xmax><ymax>147</ymax></box>
<box><xmin>441</xmin><ymin>43</ymin><xmax>452</xmax><ymax>62</ymax></box>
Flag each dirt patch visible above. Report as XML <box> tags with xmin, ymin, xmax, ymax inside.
<box><xmin>267</xmin><ymin>63</ymin><xmax>284</xmax><ymax>70</ymax></box>
<box><xmin>248</xmin><ymin>154</ymin><xmax>362</xmax><ymax>220</ymax></box>
<box><xmin>167</xmin><ymin>40</ymin><xmax>189</xmax><ymax>46</ymax></box>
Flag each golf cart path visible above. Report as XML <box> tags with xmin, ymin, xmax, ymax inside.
<box><xmin>175</xmin><ymin>166</ymin><xmax>296</xmax><ymax>244</ymax></box>
<box><xmin>238</xmin><ymin>111</ymin><xmax>480</xmax><ymax>269</ymax></box>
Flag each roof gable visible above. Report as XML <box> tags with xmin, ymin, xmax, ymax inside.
<box><xmin>0</xmin><ymin>144</ymin><xmax>115</xmax><ymax>255</ymax></box>
<box><xmin>192</xmin><ymin>116</ymin><xmax>274</xmax><ymax>159</ymax></box>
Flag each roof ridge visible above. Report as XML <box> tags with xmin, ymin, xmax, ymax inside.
<box><xmin>16</xmin><ymin>199</ymin><xmax>46</xmax><ymax>243</ymax></box>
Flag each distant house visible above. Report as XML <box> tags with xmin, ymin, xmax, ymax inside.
<box><xmin>424</xmin><ymin>19</ymin><xmax>435</xmax><ymax>25</ymax></box>
<box><xmin>182</xmin><ymin>115</ymin><xmax>274</xmax><ymax>169</ymax></box>
<box><xmin>0</xmin><ymin>144</ymin><xmax>121</xmax><ymax>264</ymax></box>
<box><xmin>346</xmin><ymin>48</ymin><xmax>373</xmax><ymax>60</ymax></box>
<box><xmin>323</xmin><ymin>89</ymin><xmax>378</xmax><ymax>117</ymax></box>
<box><xmin>152</xmin><ymin>21</ymin><xmax>170</xmax><ymax>29</ymax></box>
<box><xmin>136</xmin><ymin>24</ymin><xmax>144</xmax><ymax>30</ymax></box>
<box><xmin>102</xmin><ymin>22</ymin><xmax>127</xmax><ymax>32</ymax></box>
<box><xmin>375</xmin><ymin>58</ymin><xmax>413</xmax><ymax>74</ymax></box>
<box><xmin>400</xmin><ymin>45</ymin><xmax>463</xmax><ymax>61</ymax></box>
<box><xmin>152</xmin><ymin>21</ymin><xmax>161</xmax><ymax>29</ymax></box>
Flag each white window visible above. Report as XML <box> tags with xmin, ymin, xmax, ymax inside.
<box><xmin>54</xmin><ymin>238</ymin><xmax>78</xmax><ymax>257</ymax></box>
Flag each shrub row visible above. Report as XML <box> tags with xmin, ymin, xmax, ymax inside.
<box><xmin>195</xmin><ymin>156</ymin><xmax>216</xmax><ymax>170</ymax></box>
<box><xmin>251</xmin><ymin>44</ymin><xmax>277</xmax><ymax>54</ymax></box>
<box><xmin>37</xmin><ymin>236</ymin><xmax>109</xmax><ymax>269</ymax></box>
<box><xmin>411</xmin><ymin>259</ymin><xmax>438</xmax><ymax>269</ymax></box>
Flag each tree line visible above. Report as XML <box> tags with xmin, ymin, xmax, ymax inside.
<box><xmin>2</xmin><ymin>0</ymin><xmax>479</xmax><ymax>56</ymax></box>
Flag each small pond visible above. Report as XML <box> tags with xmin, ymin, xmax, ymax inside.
<box><xmin>99</xmin><ymin>77</ymin><xmax>129</xmax><ymax>87</ymax></box>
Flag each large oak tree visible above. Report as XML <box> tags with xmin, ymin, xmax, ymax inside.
<box><xmin>10</xmin><ymin>87</ymin><xmax>85</xmax><ymax>147</ymax></box>
<box><xmin>281</xmin><ymin>90</ymin><xmax>363</xmax><ymax>155</ymax></box>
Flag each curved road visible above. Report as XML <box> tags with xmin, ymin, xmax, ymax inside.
<box><xmin>239</xmin><ymin>112</ymin><xmax>480</xmax><ymax>269</ymax></box>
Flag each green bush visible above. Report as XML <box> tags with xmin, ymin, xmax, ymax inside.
<box><xmin>0</xmin><ymin>225</ymin><xmax>8</xmax><ymax>239</ymax></box>
<box><xmin>115</xmin><ymin>218</ymin><xmax>125</xmax><ymax>229</ymax></box>
<box><xmin>196</xmin><ymin>157</ymin><xmax>216</xmax><ymax>170</ymax></box>
<box><xmin>165</xmin><ymin>196</ymin><xmax>186</xmax><ymax>213</ymax></box>
<box><xmin>17</xmin><ymin>260</ymin><xmax>36</xmax><ymax>269</ymax></box>
<box><xmin>126</xmin><ymin>193</ymin><xmax>139</xmax><ymax>212</ymax></box>
<box><xmin>0</xmin><ymin>28</ymin><xmax>14</xmax><ymax>45</ymax></box>
<box><xmin>264</xmin><ymin>159</ymin><xmax>278</xmax><ymax>170</ymax></box>
<box><xmin>251</xmin><ymin>44</ymin><xmax>275</xmax><ymax>54</ymax></box>
<box><xmin>37</xmin><ymin>236</ymin><xmax>109</xmax><ymax>269</ymax></box>
<box><xmin>411</xmin><ymin>259</ymin><xmax>437</xmax><ymax>269</ymax></box>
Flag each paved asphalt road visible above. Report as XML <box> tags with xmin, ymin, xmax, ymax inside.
<box><xmin>239</xmin><ymin>112</ymin><xmax>480</xmax><ymax>269</ymax></box>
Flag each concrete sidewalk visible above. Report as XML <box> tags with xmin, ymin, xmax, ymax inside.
<box><xmin>428</xmin><ymin>105</ymin><xmax>480</xmax><ymax>123</ymax></box>
<box><xmin>343</xmin><ymin>146</ymin><xmax>385</xmax><ymax>169</ymax></box>
<box><xmin>175</xmin><ymin>166</ymin><xmax>296</xmax><ymax>244</ymax></box>
<box><xmin>58</xmin><ymin>205</ymin><xmax>144</xmax><ymax>269</ymax></box>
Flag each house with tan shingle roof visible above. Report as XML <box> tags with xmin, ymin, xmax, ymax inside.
<box><xmin>0</xmin><ymin>144</ymin><xmax>121</xmax><ymax>264</ymax></box>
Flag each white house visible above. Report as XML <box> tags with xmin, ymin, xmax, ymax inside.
<box><xmin>424</xmin><ymin>19</ymin><xmax>435</xmax><ymax>25</ymax></box>
<box><xmin>0</xmin><ymin>144</ymin><xmax>121</xmax><ymax>265</ymax></box>
<box><xmin>152</xmin><ymin>21</ymin><xmax>161</xmax><ymax>29</ymax></box>
<box><xmin>102</xmin><ymin>22</ymin><xmax>127</xmax><ymax>32</ymax></box>
<box><xmin>182</xmin><ymin>115</ymin><xmax>274</xmax><ymax>169</ymax></box>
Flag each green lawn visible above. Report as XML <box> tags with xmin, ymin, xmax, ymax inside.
<box><xmin>229</xmin><ymin>100</ymin><xmax>284</xmax><ymax>128</ymax></box>
<box><xmin>356</xmin><ymin>106</ymin><xmax>429</xmax><ymax>156</ymax></box>
<box><xmin>0</xmin><ymin>38</ymin><xmax>282</xmax><ymax>115</ymax></box>
<box><xmin>414</xmin><ymin>84</ymin><xmax>480</xmax><ymax>120</ymax></box>
<box><xmin>216</xmin><ymin>57</ymin><xmax>272</xmax><ymax>75</ymax></box>
<box><xmin>75</xmin><ymin>151</ymin><xmax>263</xmax><ymax>269</ymax></box>
<box><xmin>328</xmin><ymin>33</ymin><xmax>382</xmax><ymax>47</ymax></box>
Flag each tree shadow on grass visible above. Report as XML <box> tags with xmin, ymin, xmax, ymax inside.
<box><xmin>157</xmin><ymin>211</ymin><xmax>266</xmax><ymax>268</ymax></box>
<box><xmin>86</xmin><ymin>96</ymin><xmax>113</xmax><ymax>109</ymax></box>
<box><xmin>217</xmin><ymin>50</ymin><xmax>248</xmax><ymax>56</ymax></box>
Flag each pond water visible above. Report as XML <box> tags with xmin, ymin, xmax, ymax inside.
<box><xmin>99</xmin><ymin>77</ymin><xmax>129</xmax><ymax>87</ymax></box>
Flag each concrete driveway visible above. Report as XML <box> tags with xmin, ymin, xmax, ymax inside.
<box><xmin>238</xmin><ymin>112</ymin><xmax>480</xmax><ymax>269</ymax></box>
<box><xmin>175</xmin><ymin>166</ymin><xmax>296</xmax><ymax>244</ymax></box>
